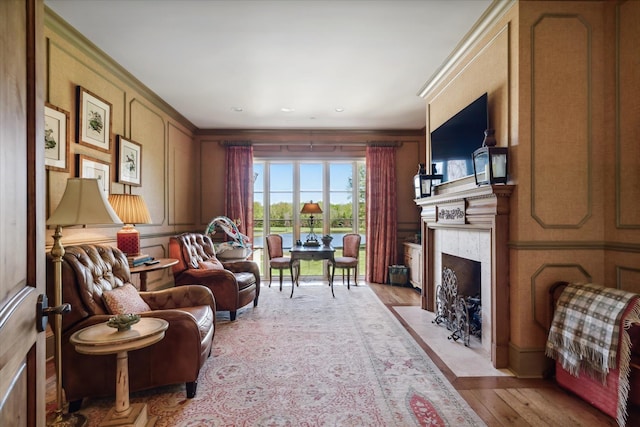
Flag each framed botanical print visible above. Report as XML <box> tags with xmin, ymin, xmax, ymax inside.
<box><xmin>77</xmin><ymin>154</ymin><xmax>111</xmax><ymax>198</ymax></box>
<box><xmin>116</xmin><ymin>135</ymin><xmax>142</xmax><ymax>186</ymax></box>
<box><xmin>44</xmin><ymin>103</ymin><xmax>70</xmax><ymax>172</ymax></box>
<box><xmin>76</xmin><ymin>86</ymin><xmax>112</xmax><ymax>153</ymax></box>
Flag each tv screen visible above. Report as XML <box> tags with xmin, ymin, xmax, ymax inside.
<box><xmin>430</xmin><ymin>93</ymin><xmax>488</xmax><ymax>183</ymax></box>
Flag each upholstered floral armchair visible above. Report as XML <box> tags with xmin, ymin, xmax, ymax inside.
<box><xmin>169</xmin><ymin>232</ymin><xmax>260</xmax><ymax>321</ymax></box>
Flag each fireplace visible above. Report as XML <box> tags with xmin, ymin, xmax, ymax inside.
<box><xmin>434</xmin><ymin>254</ymin><xmax>482</xmax><ymax>346</ymax></box>
<box><xmin>417</xmin><ymin>182</ymin><xmax>513</xmax><ymax>368</ymax></box>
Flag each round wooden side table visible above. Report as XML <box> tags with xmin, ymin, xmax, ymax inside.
<box><xmin>70</xmin><ymin>317</ymin><xmax>169</xmax><ymax>426</ymax></box>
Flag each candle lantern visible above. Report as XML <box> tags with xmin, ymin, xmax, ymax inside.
<box><xmin>472</xmin><ymin>129</ymin><xmax>508</xmax><ymax>185</ymax></box>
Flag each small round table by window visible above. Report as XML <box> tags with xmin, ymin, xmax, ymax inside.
<box><xmin>70</xmin><ymin>317</ymin><xmax>168</xmax><ymax>426</ymax></box>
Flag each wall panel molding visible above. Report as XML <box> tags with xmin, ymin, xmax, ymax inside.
<box><xmin>531</xmin><ymin>263</ymin><xmax>591</xmax><ymax>331</ymax></box>
<box><xmin>617</xmin><ymin>266</ymin><xmax>640</xmax><ymax>294</ymax></box>
<box><xmin>531</xmin><ymin>14</ymin><xmax>592</xmax><ymax>228</ymax></box>
<box><xmin>616</xmin><ymin>0</ymin><xmax>640</xmax><ymax>228</ymax></box>
<box><xmin>129</xmin><ymin>98</ymin><xmax>167</xmax><ymax>226</ymax></box>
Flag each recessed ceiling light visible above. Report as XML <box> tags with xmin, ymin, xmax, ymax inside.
<box><xmin>280</xmin><ymin>107</ymin><xmax>295</xmax><ymax>113</ymax></box>
<box><xmin>231</xmin><ymin>107</ymin><xmax>243</xmax><ymax>112</ymax></box>
<box><xmin>335</xmin><ymin>107</ymin><xmax>345</xmax><ymax>113</ymax></box>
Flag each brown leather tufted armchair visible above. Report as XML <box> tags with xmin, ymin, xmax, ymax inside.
<box><xmin>46</xmin><ymin>244</ymin><xmax>215</xmax><ymax>411</ymax></box>
<box><xmin>169</xmin><ymin>232</ymin><xmax>260</xmax><ymax>321</ymax></box>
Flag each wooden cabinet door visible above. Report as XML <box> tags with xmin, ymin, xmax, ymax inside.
<box><xmin>0</xmin><ymin>0</ymin><xmax>46</xmax><ymax>425</ymax></box>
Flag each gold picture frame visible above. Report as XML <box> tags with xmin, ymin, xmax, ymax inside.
<box><xmin>44</xmin><ymin>103</ymin><xmax>70</xmax><ymax>172</ymax></box>
<box><xmin>76</xmin><ymin>86</ymin><xmax>112</xmax><ymax>153</ymax></box>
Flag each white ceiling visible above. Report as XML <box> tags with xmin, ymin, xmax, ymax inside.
<box><xmin>45</xmin><ymin>0</ymin><xmax>492</xmax><ymax>130</ymax></box>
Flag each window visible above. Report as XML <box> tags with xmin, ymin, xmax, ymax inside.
<box><xmin>253</xmin><ymin>160</ymin><xmax>365</xmax><ymax>279</ymax></box>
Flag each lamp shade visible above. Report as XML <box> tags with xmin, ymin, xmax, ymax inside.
<box><xmin>300</xmin><ymin>202</ymin><xmax>323</xmax><ymax>214</ymax></box>
<box><xmin>46</xmin><ymin>178</ymin><xmax>122</xmax><ymax>226</ymax></box>
<box><xmin>108</xmin><ymin>194</ymin><xmax>152</xmax><ymax>256</ymax></box>
<box><xmin>108</xmin><ymin>194</ymin><xmax>152</xmax><ymax>225</ymax></box>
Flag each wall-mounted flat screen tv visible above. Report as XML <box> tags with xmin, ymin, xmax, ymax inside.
<box><xmin>430</xmin><ymin>92</ymin><xmax>488</xmax><ymax>184</ymax></box>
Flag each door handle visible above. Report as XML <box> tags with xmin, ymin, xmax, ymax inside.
<box><xmin>36</xmin><ymin>294</ymin><xmax>71</xmax><ymax>332</ymax></box>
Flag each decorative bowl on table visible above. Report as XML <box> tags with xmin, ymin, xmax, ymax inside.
<box><xmin>107</xmin><ymin>313</ymin><xmax>140</xmax><ymax>332</ymax></box>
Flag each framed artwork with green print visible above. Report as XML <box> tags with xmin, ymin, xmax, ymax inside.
<box><xmin>76</xmin><ymin>85</ymin><xmax>112</xmax><ymax>153</ymax></box>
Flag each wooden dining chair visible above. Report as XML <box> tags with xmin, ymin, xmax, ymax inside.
<box><xmin>265</xmin><ymin>234</ymin><xmax>291</xmax><ymax>291</ymax></box>
<box><xmin>333</xmin><ymin>233</ymin><xmax>361</xmax><ymax>289</ymax></box>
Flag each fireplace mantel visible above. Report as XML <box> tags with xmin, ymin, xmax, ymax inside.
<box><xmin>415</xmin><ymin>182</ymin><xmax>514</xmax><ymax>368</ymax></box>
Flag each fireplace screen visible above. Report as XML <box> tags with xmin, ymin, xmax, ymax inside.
<box><xmin>433</xmin><ymin>254</ymin><xmax>482</xmax><ymax>346</ymax></box>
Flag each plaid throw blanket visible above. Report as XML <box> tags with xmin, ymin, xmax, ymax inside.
<box><xmin>546</xmin><ymin>283</ymin><xmax>640</xmax><ymax>426</ymax></box>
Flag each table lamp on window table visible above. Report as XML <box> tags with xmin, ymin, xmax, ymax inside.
<box><xmin>45</xmin><ymin>178</ymin><xmax>122</xmax><ymax>426</ymax></box>
<box><xmin>108</xmin><ymin>193</ymin><xmax>152</xmax><ymax>256</ymax></box>
<box><xmin>300</xmin><ymin>201</ymin><xmax>322</xmax><ymax>246</ymax></box>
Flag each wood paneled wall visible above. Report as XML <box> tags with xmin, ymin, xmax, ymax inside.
<box><xmin>44</xmin><ymin>10</ymin><xmax>198</xmax><ymax>290</ymax></box>
<box><xmin>420</xmin><ymin>0</ymin><xmax>640</xmax><ymax>377</ymax></box>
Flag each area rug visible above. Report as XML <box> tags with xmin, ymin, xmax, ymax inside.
<box><xmin>52</xmin><ymin>283</ymin><xmax>485</xmax><ymax>426</ymax></box>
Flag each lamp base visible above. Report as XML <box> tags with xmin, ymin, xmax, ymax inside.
<box><xmin>117</xmin><ymin>225</ymin><xmax>140</xmax><ymax>256</ymax></box>
<box><xmin>47</xmin><ymin>411</ymin><xmax>87</xmax><ymax>427</ymax></box>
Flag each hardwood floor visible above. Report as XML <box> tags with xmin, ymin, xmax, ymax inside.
<box><xmin>368</xmin><ymin>282</ymin><xmax>640</xmax><ymax>427</ymax></box>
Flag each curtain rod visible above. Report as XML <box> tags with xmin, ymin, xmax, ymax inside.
<box><xmin>220</xmin><ymin>140</ymin><xmax>401</xmax><ymax>147</ymax></box>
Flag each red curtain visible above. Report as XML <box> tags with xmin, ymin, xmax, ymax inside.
<box><xmin>224</xmin><ymin>145</ymin><xmax>254</xmax><ymax>241</ymax></box>
<box><xmin>365</xmin><ymin>146</ymin><xmax>397</xmax><ymax>284</ymax></box>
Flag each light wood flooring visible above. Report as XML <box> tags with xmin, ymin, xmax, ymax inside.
<box><xmin>368</xmin><ymin>282</ymin><xmax>640</xmax><ymax>427</ymax></box>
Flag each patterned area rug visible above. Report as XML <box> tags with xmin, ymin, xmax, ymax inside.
<box><xmin>53</xmin><ymin>284</ymin><xmax>485</xmax><ymax>426</ymax></box>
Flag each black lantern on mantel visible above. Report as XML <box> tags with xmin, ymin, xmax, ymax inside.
<box><xmin>472</xmin><ymin>129</ymin><xmax>508</xmax><ymax>185</ymax></box>
<box><xmin>414</xmin><ymin>163</ymin><xmax>443</xmax><ymax>198</ymax></box>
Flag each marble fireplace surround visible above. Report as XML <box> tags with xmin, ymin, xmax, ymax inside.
<box><xmin>416</xmin><ymin>180</ymin><xmax>514</xmax><ymax>368</ymax></box>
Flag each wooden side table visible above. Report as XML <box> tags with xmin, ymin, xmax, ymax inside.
<box><xmin>70</xmin><ymin>317</ymin><xmax>169</xmax><ymax>426</ymax></box>
<box><xmin>129</xmin><ymin>258</ymin><xmax>178</xmax><ymax>291</ymax></box>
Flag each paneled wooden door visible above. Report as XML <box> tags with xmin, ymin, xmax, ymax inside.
<box><xmin>0</xmin><ymin>0</ymin><xmax>47</xmax><ymax>425</ymax></box>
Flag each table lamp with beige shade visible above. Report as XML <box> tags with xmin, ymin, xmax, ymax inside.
<box><xmin>45</xmin><ymin>178</ymin><xmax>122</xmax><ymax>426</ymax></box>
<box><xmin>108</xmin><ymin>193</ymin><xmax>152</xmax><ymax>256</ymax></box>
<box><xmin>300</xmin><ymin>201</ymin><xmax>322</xmax><ymax>246</ymax></box>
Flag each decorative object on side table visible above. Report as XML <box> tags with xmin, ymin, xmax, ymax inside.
<box><xmin>413</xmin><ymin>163</ymin><xmax>443</xmax><ymax>198</ymax></box>
<box><xmin>45</xmin><ymin>178</ymin><xmax>122</xmax><ymax>427</ymax></box>
<box><xmin>472</xmin><ymin>128</ymin><xmax>508</xmax><ymax>185</ymax></box>
<box><xmin>321</xmin><ymin>234</ymin><xmax>333</xmax><ymax>246</ymax></box>
<box><xmin>108</xmin><ymin>193</ymin><xmax>152</xmax><ymax>256</ymax></box>
<box><xmin>300</xmin><ymin>201</ymin><xmax>323</xmax><ymax>246</ymax></box>
<box><xmin>107</xmin><ymin>313</ymin><xmax>141</xmax><ymax>332</ymax></box>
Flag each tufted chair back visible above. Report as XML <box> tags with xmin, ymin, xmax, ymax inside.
<box><xmin>57</xmin><ymin>245</ymin><xmax>131</xmax><ymax>330</ymax></box>
<box><xmin>171</xmin><ymin>232</ymin><xmax>219</xmax><ymax>273</ymax></box>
